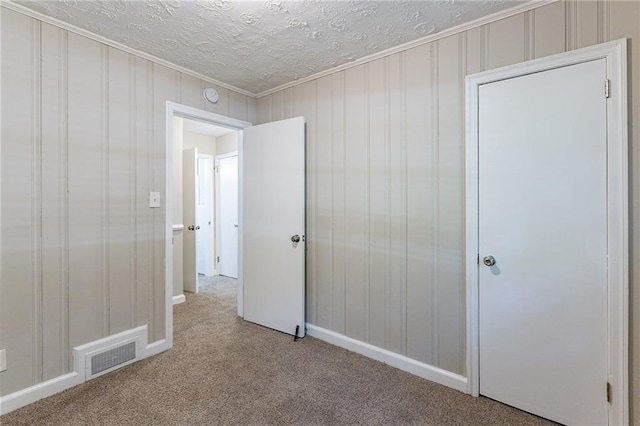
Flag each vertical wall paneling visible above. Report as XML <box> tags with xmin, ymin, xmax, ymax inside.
<box><xmin>436</xmin><ymin>34</ymin><xmax>465</xmax><ymax>375</ymax></box>
<box><xmin>152</xmin><ymin>64</ymin><xmax>178</xmax><ymax>342</ymax></box>
<box><xmin>344</xmin><ymin>65</ymin><xmax>368</xmax><ymax>341</ymax></box>
<box><xmin>30</xmin><ymin>18</ymin><xmax>44</xmax><ymax>385</ymax></box>
<box><xmin>534</xmin><ymin>1</ymin><xmax>566</xmax><ymax>58</ymax></box>
<box><xmin>41</xmin><ymin>23</ymin><xmax>68</xmax><ymax>381</ymax></box>
<box><xmin>101</xmin><ymin>45</ymin><xmax>110</xmax><ymax>338</ymax></box>
<box><xmin>271</xmin><ymin>90</ymin><xmax>284</xmax><ymax>121</ymax></box>
<box><xmin>108</xmin><ymin>47</ymin><xmax>134</xmax><ymax>335</ymax></box>
<box><xmin>67</xmin><ymin>33</ymin><xmax>106</xmax><ymax>348</ymax></box>
<box><xmin>228</xmin><ymin>90</ymin><xmax>249</xmax><ymax>122</ymax></box>
<box><xmin>487</xmin><ymin>14</ymin><xmax>526</xmax><ymax>69</ymax></box>
<box><xmin>404</xmin><ymin>43</ymin><xmax>435</xmax><ymax>365</ymax></box>
<box><xmin>367</xmin><ymin>58</ymin><xmax>388</xmax><ymax>349</ymax></box>
<box><xmin>180</xmin><ymin>74</ymin><xmax>203</xmax><ymax>111</ymax></box>
<box><xmin>1</xmin><ymin>6</ymin><xmax>258</xmax><ymax>398</ymax></box>
<box><xmin>565</xmin><ymin>0</ymin><xmax>578</xmax><ymax>51</ymax></box>
<box><xmin>387</xmin><ymin>52</ymin><xmax>406</xmax><ymax>355</ymax></box>
<box><xmin>292</xmin><ymin>81</ymin><xmax>317</xmax><ymax>324</ymax></box>
<box><xmin>1</xmin><ymin>9</ymin><xmax>37</xmax><ymax>394</ymax></box>
<box><xmin>283</xmin><ymin>88</ymin><xmax>294</xmax><ymax>119</ymax></box>
<box><xmin>576</xmin><ymin>0</ymin><xmax>599</xmax><ymax>48</ymax></box>
<box><xmin>256</xmin><ymin>96</ymin><xmax>271</xmax><ymax>124</ymax></box>
<box><xmin>331</xmin><ymin>71</ymin><xmax>347</xmax><ymax>335</ymax></box>
<box><xmin>134</xmin><ymin>57</ymin><xmax>152</xmax><ymax>332</ymax></box>
<box><xmin>315</xmin><ymin>75</ymin><xmax>333</xmax><ymax>329</ymax></box>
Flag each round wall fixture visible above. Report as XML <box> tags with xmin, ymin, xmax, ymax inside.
<box><xmin>203</xmin><ymin>87</ymin><xmax>219</xmax><ymax>104</ymax></box>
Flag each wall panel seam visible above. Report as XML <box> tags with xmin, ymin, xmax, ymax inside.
<box><xmin>458</xmin><ymin>33</ymin><xmax>467</xmax><ymax>375</ymax></box>
<box><xmin>314</xmin><ymin>80</ymin><xmax>319</xmax><ymax>326</ymax></box>
<box><xmin>60</xmin><ymin>28</ymin><xmax>70</xmax><ymax>373</ymax></box>
<box><xmin>148</xmin><ymin>65</ymin><xmax>155</xmax><ymax>340</ymax></box>
<box><xmin>329</xmin><ymin>77</ymin><xmax>335</xmax><ymax>330</ymax></box>
<box><xmin>342</xmin><ymin>77</ymin><xmax>347</xmax><ymax>335</ymax></box>
<box><xmin>102</xmin><ymin>45</ymin><xmax>110</xmax><ymax>338</ymax></box>
<box><xmin>32</xmin><ymin>18</ymin><xmax>44</xmax><ymax>385</ymax></box>
<box><xmin>432</xmin><ymin>41</ymin><xmax>440</xmax><ymax>365</ymax></box>
<box><xmin>129</xmin><ymin>54</ymin><xmax>137</xmax><ymax>329</ymax></box>
<box><xmin>385</xmin><ymin>56</ymin><xmax>391</xmax><ymax>350</ymax></box>
<box><xmin>365</xmin><ymin>64</ymin><xmax>371</xmax><ymax>343</ymax></box>
<box><xmin>401</xmin><ymin>51</ymin><xmax>408</xmax><ymax>356</ymax></box>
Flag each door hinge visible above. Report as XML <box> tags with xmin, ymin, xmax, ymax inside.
<box><xmin>217</xmin><ymin>256</ymin><xmax>220</xmax><ymax>263</ymax></box>
<box><xmin>605</xmin><ymin>79</ymin><xmax>610</xmax><ymax>98</ymax></box>
<box><xmin>606</xmin><ymin>382</ymin><xmax>612</xmax><ymax>403</ymax></box>
<box><xmin>476</xmin><ymin>254</ymin><xmax>480</xmax><ymax>265</ymax></box>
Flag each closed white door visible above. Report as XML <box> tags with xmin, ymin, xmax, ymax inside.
<box><xmin>182</xmin><ymin>147</ymin><xmax>198</xmax><ymax>293</ymax></box>
<box><xmin>478</xmin><ymin>59</ymin><xmax>608</xmax><ymax>425</ymax></box>
<box><xmin>197</xmin><ymin>155</ymin><xmax>214</xmax><ymax>276</ymax></box>
<box><xmin>217</xmin><ymin>155</ymin><xmax>238</xmax><ymax>279</ymax></box>
<box><xmin>243</xmin><ymin>117</ymin><xmax>305</xmax><ymax>337</ymax></box>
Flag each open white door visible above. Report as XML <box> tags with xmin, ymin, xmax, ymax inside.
<box><xmin>182</xmin><ymin>147</ymin><xmax>198</xmax><ymax>293</ymax></box>
<box><xmin>216</xmin><ymin>154</ymin><xmax>238</xmax><ymax>279</ymax></box>
<box><xmin>196</xmin><ymin>155</ymin><xmax>214</xmax><ymax>276</ymax></box>
<box><xmin>243</xmin><ymin>117</ymin><xmax>305</xmax><ymax>337</ymax></box>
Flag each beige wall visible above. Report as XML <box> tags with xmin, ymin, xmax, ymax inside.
<box><xmin>0</xmin><ymin>7</ymin><xmax>256</xmax><ymax>397</ymax></box>
<box><xmin>183</xmin><ymin>131</ymin><xmax>217</xmax><ymax>156</ymax></box>
<box><xmin>216</xmin><ymin>132</ymin><xmax>238</xmax><ymax>156</ymax></box>
<box><xmin>256</xmin><ymin>0</ymin><xmax>640</xmax><ymax>421</ymax></box>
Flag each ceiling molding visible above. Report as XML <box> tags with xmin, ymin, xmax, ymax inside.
<box><xmin>3</xmin><ymin>0</ymin><xmax>557</xmax><ymax>99</ymax></box>
<box><xmin>1</xmin><ymin>0</ymin><xmax>256</xmax><ymax>98</ymax></box>
<box><xmin>255</xmin><ymin>0</ymin><xmax>558</xmax><ymax>98</ymax></box>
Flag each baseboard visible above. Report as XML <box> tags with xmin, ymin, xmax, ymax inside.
<box><xmin>173</xmin><ymin>294</ymin><xmax>186</xmax><ymax>305</ymax></box>
<box><xmin>0</xmin><ymin>372</ymin><xmax>83</xmax><ymax>415</ymax></box>
<box><xmin>306</xmin><ymin>324</ymin><xmax>468</xmax><ymax>393</ymax></box>
<box><xmin>0</xmin><ymin>325</ymin><xmax>171</xmax><ymax>415</ymax></box>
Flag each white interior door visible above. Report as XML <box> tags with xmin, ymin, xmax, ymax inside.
<box><xmin>243</xmin><ymin>117</ymin><xmax>305</xmax><ymax>337</ymax></box>
<box><xmin>217</xmin><ymin>155</ymin><xmax>238</xmax><ymax>279</ymax></box>
<box><xmin>197</xmin><ymin>155</ymin><xmax>214</xmax><ymax>276</ymax></box>
<box><xmin>478</xmin><ymin>59</ymin><xmax>608</xmax><ymax>425</ymax></box>
<box><xmin>182</xmin><ymin>147</ymin><xmax>198</xmax><ymax>293</ymax></box>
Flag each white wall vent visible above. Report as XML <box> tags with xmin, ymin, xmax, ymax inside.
<box><xmin>74</xmin><ymin>325</ymin><xmax>147</xmax><ymax>381</ymax></box>
<box><xmin>90</xmin><ymin>341</ymin><xmax>136</xmax><ymax>376</ymax></box>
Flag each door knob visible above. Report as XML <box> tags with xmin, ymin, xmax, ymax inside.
<box><xmin>188</xmin><ymin>225</ymin><xmax>195</xmax><ymax>231</ymax></box>
<box><xmin>483</xmin><ymin>255</ymin><xmax>496</xmax><ymax>267</ymax></box>
<box><xmin>291</xmin><ymin>234</ymin><xmax>301</xmax><ymax>243</ymax></box>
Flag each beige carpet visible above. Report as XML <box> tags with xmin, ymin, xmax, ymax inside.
<box><xmin>1</xmin><ymin>288</ymin><xmax>555</xmax><ymax>425</ymax></box>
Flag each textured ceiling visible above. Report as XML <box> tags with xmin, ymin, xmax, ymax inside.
<box><xmin>16</xmin><ymin>0</ymin><xmax>525</xmax><ymax>94</ymax></box>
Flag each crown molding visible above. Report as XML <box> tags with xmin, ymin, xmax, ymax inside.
<box><xmin>2</xmin><ymin>0</ymin><xmax>558</xmax><ymax>99</ymax></box>
<box><xmin>1</xmin><ymin>0</ymin><xmax>256</xmax><ymax>98</ymax></box>
<box><xmin>255</xmin><ymin>0</ymin><xmax>558</xmax><ymax>98</ymax></box>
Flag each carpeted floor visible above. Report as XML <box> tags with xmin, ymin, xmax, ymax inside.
<box><xmin>198</xmin><ymin>274</ymin><xmax>237</xmax><ymax>297</ymax></box>
<box><xmin>1</xmin><ymin>285</ymin><xmax>555</xmax><ymax>425</ymax></box>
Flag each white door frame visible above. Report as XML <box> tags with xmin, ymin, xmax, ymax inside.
<box><xmin>197</xmin><ymin>153</ymin><xmax>215</xmax><ymax>278</ymax></box>
<box><xmin>214</xmin><ymin>152</ymin><xmax>239</xmax><ymax>279</ymax></box>
<box><xmin>465</xmin><ymin>39</ymin><xmax>628</xmax><ymax>424</ymax></box>
<box><xmin>164</xmin><ymin>102</ymin><xmax>251</xmax><ymax>351</ymax></box>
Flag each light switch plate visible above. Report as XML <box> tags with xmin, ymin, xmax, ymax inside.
<box><xmin>0</xmin><ymin>349</ymin><xmax>6</xmax><ymax>372</ymax></box>
<box><xmin>149</xmin><ymin>192</ymin><xmax>160</xmax><ymax>208</ymax></box>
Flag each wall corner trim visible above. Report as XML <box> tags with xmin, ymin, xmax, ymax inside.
<box><xmin>306</xmin><ymin>324</ymin><xmax>468</xmax><ymax>393</ymax></box>
<box><xmin>0</xmin><ymin>325</ymin><xmax>171</xmax><ymax>415</ymax></box>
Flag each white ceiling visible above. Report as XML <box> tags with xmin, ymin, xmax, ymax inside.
<box><xmin>16</xmin><ymin>0</ymin><xmax>525</xmax><ymax>95</ymax></box>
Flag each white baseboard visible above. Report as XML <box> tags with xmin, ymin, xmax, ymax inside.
<box><xmin>173</xmin><ymin>294</ymin><xmax>186</xmax><ymax>305</ymax></box>
<box><xmin>0</xmin><ymin>325</ymin><xmax>171</xmax><ymax>415</ymax></box>
<box><xmin>306</xmin><ymin>324</ymin><xmax>468</xmax><ymax>393</ymax></box>
<box><xmin>0</xmin><ymin>372</ymin><xmax>83</xmax><ymax>415</ymax></box>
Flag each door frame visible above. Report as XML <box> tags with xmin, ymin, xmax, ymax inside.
<box><xmin>196</xmin><ymin>153</ymin><xmax>215</xmax><ymax>278</ymax></box>
<box><xmin>214</xmin><ymin>152</ymin><xmax>239</xmax><ymax>279</ymax></box>
<box><xmin>465</xmin><ymin>39</ymin><xmax>628</xmax><ymax>424</ymax></box>
<box><xmin>164</xmin><ymin>102</ymin><xmax>251</xmax><ymax>350</ymax></box>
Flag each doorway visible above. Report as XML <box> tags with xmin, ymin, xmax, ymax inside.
<box><xmin>215</xmin><ymin>153</ymin><xmax>239</xmax><ymax>279</ymax></box>
<box><xmin>465</xmin><ymin>39</ymin><xmax>628</xmax><ymax>425</ymax></box>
